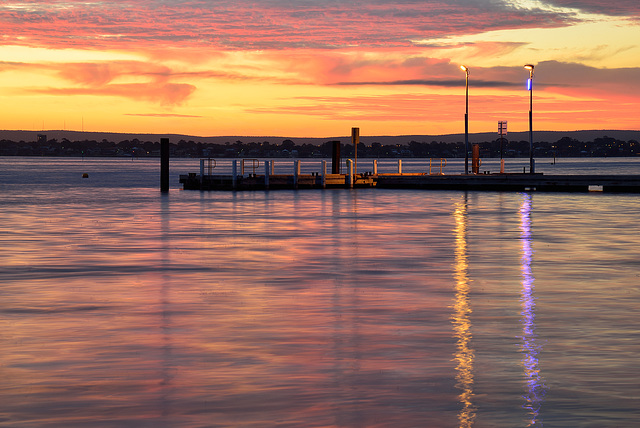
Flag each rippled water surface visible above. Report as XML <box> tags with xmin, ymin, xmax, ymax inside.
<box><xmin>1</xmin><ymin>157</ymin><xmax>639</xmax><ymax>427</ymax></box>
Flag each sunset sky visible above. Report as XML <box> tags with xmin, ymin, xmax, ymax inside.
<box><xmin>1</xmin><ymin>0</ymin><xmax>639</xmax><ymax>137</ymax></box>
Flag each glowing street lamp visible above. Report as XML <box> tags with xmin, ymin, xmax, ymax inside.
<box><xmin>461</xmin><ymin>65</ymin><xmax>469</xmax><ymax>174</ymax></box>
<box><xmin>524</xmin><ymin>64</ymin><xmax>535</xmax><ymax>173</ymax></box>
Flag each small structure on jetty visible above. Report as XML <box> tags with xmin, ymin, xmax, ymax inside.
<box><xmin>179</xmin><ymin>158</ymin><xmax>640</xmax><ymax>193</ymax></box>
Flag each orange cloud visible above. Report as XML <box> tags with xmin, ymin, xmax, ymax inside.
<box><xmin>30</xmin><ymin>82</ymin><xmax>196</xmax><ymax>105</ymax></box>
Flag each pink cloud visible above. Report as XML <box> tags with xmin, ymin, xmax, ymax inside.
<box><xmin>0</xmin><ymin>1</ymin><xmax>578</xmax><ymax>51</ymax></box>
<box><xmin>30</xmin><ymin>82</ymin><xmax>196</xmax><ymax>105</ymax></box>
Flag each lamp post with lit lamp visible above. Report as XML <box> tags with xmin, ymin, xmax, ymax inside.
<box><xmin>524</xmin><ymin>64</ymin><xmax>535</xmax><ymax>173</ymax></box>
<box><xmin>461</xmin><ymin>65</ymin><xmax>469</xmax><ymax>174</ymax></box>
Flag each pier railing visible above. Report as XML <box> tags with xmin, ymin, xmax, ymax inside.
<box><xmin>198</xmin><ymin>158</ymin><xmax>449</xmax><ymax>176</ymax></box>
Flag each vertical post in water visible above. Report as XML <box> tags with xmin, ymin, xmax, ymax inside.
<box><xmin>373</xmin><ymin>159</ymin><xmax>378</xmax><ymax>175</ymax></box>
<box><xmin>321</xmin><ymin>160</ymin><xmax>327</xmax><ymax>189</ymax></box>
<box><xmin>200</xmin><ymin>158</ymin><xmax>204</xmax><ymax>184</ymax></box>
<box><xmin>352</xmin><ymin>127</ymin><xmax>359</xmax><ymax>179</ymax></box>
<box><xmin>332</xmin><ymin>141</ymin><xmax>341</xmax><ymax>174</ymax></box>
<box><xmin>294</xmin><ymin>160</ymin><xmax>300</xmax><ymax>189</ymax></box>
<box><xmin>160</xmin><ymin>138</ymin><xmax>169</xmax><ymax>192</ymax></box>
<box><xmin>232</xmin><ymin>160</ymin><xmax>238</xmax><ymax>189</ymax></box>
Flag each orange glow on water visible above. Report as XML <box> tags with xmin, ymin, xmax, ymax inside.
<box><xmin>452</xmin><ymin>199</ymin><xmax>476</xmax><ymax>427</ymax></box>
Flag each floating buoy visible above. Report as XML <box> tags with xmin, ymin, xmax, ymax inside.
<box><xmin>82</xmin><ymin>173</ymin><xmax>89</xmax><ymax>178</ymax></box>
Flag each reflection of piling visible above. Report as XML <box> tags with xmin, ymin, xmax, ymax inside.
<box><xmin>332</xmin><ymin>141</ymin><xmax>341</xmax><ymax>174</ymax></box>
<box><xmin>160</xmin><ymin>138</ymin><xmax>170</xmax><ymax>192</ymax></box>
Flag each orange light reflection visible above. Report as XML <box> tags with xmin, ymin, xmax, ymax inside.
<box><xmin>452</xmin><ymin>198</ymin><xmax>476</xmax><ymax>428</ymax></box>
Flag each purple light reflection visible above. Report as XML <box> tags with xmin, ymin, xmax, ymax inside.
<box><xmin>519</xmin><ymin>194</ymin><xmax>546</xmax><ymax>426</ymax></box>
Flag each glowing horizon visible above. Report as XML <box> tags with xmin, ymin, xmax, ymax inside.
<box><xmin>1</xmin><ymin>1</ymin><xmax>639</xmax><ymax>138</ymax></box>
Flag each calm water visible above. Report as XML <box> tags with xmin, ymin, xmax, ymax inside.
<box><xmin>1</xmin><ymin>157</ymin><xmax>639</xmax><ymax>427</ymax></box>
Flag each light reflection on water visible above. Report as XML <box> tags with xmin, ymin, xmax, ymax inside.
<box><xmin>519</xmin><ymin>194</ymin><xmax>545</xmax><ymax>426</ymax></box>
<box><xmin>1</xmin><ymin>158</ymin><xmax>640</xmax><ymax>427</ymax></box>
<box><xmin>452</xmin><ymin>198</ymin><xmax>476</xmax><ymax>427</ymax></box>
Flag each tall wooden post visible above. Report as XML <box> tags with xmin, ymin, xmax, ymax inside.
<box><xmin>352</xmin><ymin>127</ymin><xmax>359</xmax><ymax>178</ymax></box>
<box><xmin>332</xmin><ymin>141</ymin><xmax>341</xmax><ymax>174</ymax></box>
<box><xmin>160</xmin><ymin>138</ymin><xmax>169</xmax><ymax>192</ymax></box>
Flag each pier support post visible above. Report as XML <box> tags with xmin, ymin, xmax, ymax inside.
<box><xmin>264</xmin><ymin>160</ymin><xmax>270</xmax><ymax>189</ymax></box>
<box><xmin>294</xmin><ymin>160</ymin><xmax>300</xmax><ymax>189</ymax></box>
<box><xmin>200</xmin><ymin>159</ymin><xmax>204</xmax><ymax>184</ymax></box>
<box><xmin>347</xmin><ymin>159</ymin><xmax>353</xmax><ymax>188</ymax></box>
<box><xmin>332</xmin><ymin>141</ymin><xmax>341</xmax><ymax>174</ymax></box>
<box><xmin>232</xmin><ymin>160</ymin><xmax>238</xmax><ymax>189</ymax></box>
<box><xmin>352</xmin><ymin>127</ymin><xmax>359</xmax><ymax>177</ymax></box>
<box><xmin>373</xmin><ymin>159</ymin><xmax>378</xmax><ymax>175</ymax></box>
<box><xmin>160</xmin><ymin>138</ymin><xmax>169</xmax><ymax>192</ymax></box>
<box><xmin>472</xmin><ymin>144</ymin><xmax>480</xmax><ymax>174</ymax></box>
<box><xmin>398</xmin><ymin>159</ymin><xmax>402</xmax><ymax>174</ymax></box>
<box><xmin>321</xmin><ymin>160</ymin><xmax>327</xmax><ymax>189</ymax></box>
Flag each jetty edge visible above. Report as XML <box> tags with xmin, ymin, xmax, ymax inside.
<box><xmin>179</xmin><ymin>158</ymin><xmax>640</xmax><ymax>193</ymax></box>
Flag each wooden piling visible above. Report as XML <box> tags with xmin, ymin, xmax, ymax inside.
<box><xmin>321</xmin><ymin>160</ymin><xmax>327</xmax><ymax>189</ymax></box>
<box><xmin>352</xmin><ymin>127</ymin><xmax>359</xmax><ymax>177</ymax></box>
<box><xmin>232</xmin><ymin>160</ymin><xmax>238</xmax><ymax>189</ymax></box>
<box><xmin>332</xmin><ymin>141</ymin><xmax>341</xmax><ymax>174</ymax></box>
<box><xmin>160</xmin><ymin>138</ymin><xmax>169</xmax><ymax>192</ymax></box>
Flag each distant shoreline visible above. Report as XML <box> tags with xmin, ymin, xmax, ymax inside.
<box><xmin>2</xmin><ymin>129</ymin><xmax>640</xmax><ymax>146</ymax></box>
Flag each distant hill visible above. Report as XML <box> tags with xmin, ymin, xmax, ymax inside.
<box><xmin>1</xmin><ymin>129</ymin><xmax>639</xmax><ymax>146</ymax></box>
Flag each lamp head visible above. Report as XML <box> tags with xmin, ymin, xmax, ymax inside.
<box><xmin>460</xmin><ymin>65</ymin><xmax>469</xmax><ymax>74</ymax></box>
<box><xmin>524</xmin><ymin>64</ymin><xmax>534</xmax><ymax>77</ymax></box>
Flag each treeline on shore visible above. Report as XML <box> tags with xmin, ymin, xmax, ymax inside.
<box><xmin>1</xmin><ymin>135</ymin><xmax>638</xmax><ymax>158</ymax></box>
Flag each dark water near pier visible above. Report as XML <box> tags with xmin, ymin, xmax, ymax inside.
<box><xmin>1</xmin><ymin>157</ymin><xmax>639</xmax><ymax>427</ymax></box>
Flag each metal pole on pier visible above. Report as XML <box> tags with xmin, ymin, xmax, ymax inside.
<box><xmin>460</xmin><ymin>65</ymin><xmax>470</xmax><ymax>175</ymax></box>
<box><xmin>160</xmin><ymin>138</ymin><xmax>169</xmax><ymax>192</ymax></box>
<box><xmin>525</xmin><ymin>64</ymin><xmax>535</xmax><ymax>174</ymax></box>
<box><xmin>264</xmin><ymin>160</ymin><xmax>270</xmax><ymax>189</ymax></box>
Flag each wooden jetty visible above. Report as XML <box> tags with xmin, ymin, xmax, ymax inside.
<box><xmin>179</xmin><ymin>159</ymin><xmax>640</xmax><ymax>193</ymax></box>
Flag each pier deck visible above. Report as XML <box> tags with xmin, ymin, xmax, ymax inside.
<box><xmin>180</xmin><ymin>171</ymin><xmax>640</xmax><ymax>193</ymax></box>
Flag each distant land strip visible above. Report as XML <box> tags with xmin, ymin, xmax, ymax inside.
<box><xmin>2</xmin><ymin>129</ymin><xmax>639</xmax><ymax>158</ymax></box>
<box><xmin>1</xmin><ymin>129</ymin><xmax>639</xmax><ymax>146</ymax></box>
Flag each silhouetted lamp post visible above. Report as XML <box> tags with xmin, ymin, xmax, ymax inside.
<box><xmin>461</xmin><ymin>65</ymin><xmax>469</xmax><ymax>174</ymax></box>
<box><xmin>524</xmin><ymin>64</ymin><xmax>535</xmax><ymax>173</ymax></box>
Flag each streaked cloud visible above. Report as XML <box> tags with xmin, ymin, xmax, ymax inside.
<box><xmin>539</xmin><ymin>0</ymin><xmax>640</xmax><ymax>17</ymax></box>
<box><xmin>0</xmin><ymin>1</ymin><xmax>578</xmax><ymax>51</ymax></box>
<box><xmin>28</xmin><ymin>82</ymin><xmax>196</xmax><ymax>105</ymax></box>
<box><xmin>125</xmin><ymin>113</ymin><xmax>202</xmax><ymax>118</ymax></box>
